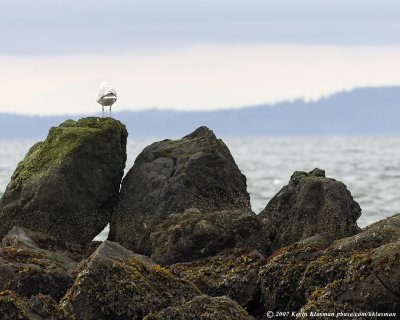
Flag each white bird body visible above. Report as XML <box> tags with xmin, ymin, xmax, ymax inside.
<box><xmin>96</xmin><ymin>82</ymin><xmax>117</xmax><ymax>117</ymax></box>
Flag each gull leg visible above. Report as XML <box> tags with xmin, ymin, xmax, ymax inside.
<box><xmin>102</xmin><ymin>106</ymin><xmax>104</xmax><ymax>118</ymax></box>
<box><xmin>109</xmin><ymin>106</ymin><xmax>112</xmax><ymax>118</ymax></box>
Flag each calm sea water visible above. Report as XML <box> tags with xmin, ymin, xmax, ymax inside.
<box><xmin>1</xmin><ymin>136</ymin><xmax>400</xmax><ymax>240</ymax></box>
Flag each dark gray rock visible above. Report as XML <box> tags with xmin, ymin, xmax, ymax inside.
<box><xmin>258</xmin><ymin>214</ymin><xmax>400</xmax><ymax>317</ymax></box>
<box><xmin>109</xmin><ymin>126</ymin><xmax>251</xmax><ymax>255</ymax></box>
<box><xmin>259</xmin><ymin>168</ymin><xmax>361</xmax><ymax>253</ymax></box>
<box><xmin>258</xmin><ymin>233</ymin><xmax>336</xmax><ymax>314</ymax></box>
<box><xmin>143</xmin><ymin>295</ymin><xmax>251</xmax><ymax>320</ymax></box>
<box><xmin>0</xmin><ymin>117</ymin><xmax>128</xmax><ymax>244</ymax></box>
<box><xmin>61</xmin><ymin>240</ymin><xmax>200</xmax><ymax>320</ymax></box>
<box><xmin>150</xmin><ymin>208</ymin><xmax>269</xmax><ymax>265</ymax></box>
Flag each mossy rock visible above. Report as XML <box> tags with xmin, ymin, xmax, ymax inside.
<box><xmin>0</xmin><ymin>117</ymin><xmax>128</xmax><ymax>244</ymax></box>
<box><xmin>61</xmin><ymin>241</ymin><xmax>200</xmax><ymax>320</ymax></box>
<box><xmin>110</xmin><ymin>126</ymin><xmax>251</xmax><ymax>255</ymax></box>
<box><xmin>259</xmin><ymin>168</ymin><xmax>361</xmax><ymax>254</ymax></box>
<box><xmin>143</xmin><ymin>295</ymin><xmax>251</xmax><ymax>320</ymax></box>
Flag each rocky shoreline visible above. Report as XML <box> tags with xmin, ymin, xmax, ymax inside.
<box><xmin>0</xmin><ymin>117</ymin><xmax>398</xmax><ymax>319</ymax></box>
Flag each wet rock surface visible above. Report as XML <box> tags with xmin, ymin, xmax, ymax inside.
<box><xmin>150</xmin><ymin>208</ymin><xmax>269</xmax><ymax>264</ymax></box>
<box><xmin>110</xmin><ymin>126</ymin><xmax>251</xmax><ymax>255</ymax></box>
<box><xmin>259</xmin><ymin>168</ymin><xmax>361</xmax><ymax>254</ymax></box>
<box><xmin>0</xmin><ymin>117</ymin><xmax>128</xmax><ymax>244</ymax></box>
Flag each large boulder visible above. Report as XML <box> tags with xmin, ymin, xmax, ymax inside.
<box><xmin>61</xmin><ymin>241</ymin><xmax>200</xmax><ymax>319</ymax></box>
<box><xmin>109</xmin><ymin>126</ymin><xmax>251</xmax><ymax>255</ymax></box>
<box><xmin>259</xmin><ymin>168</ymin><xmax>361</xmax><ymax>253</ymax></box>
<box><xmin>0</xmin><ymin>117</ymin><xmax>128</xmax><ymax>244</ymax></box>
<box><xmin>150</xmin><ymin>208</ymin><xmax>268</xmax><ymax>264</ymax></box>
<box><xmin>258</xmin><ymin>213</ymin><xmax>400</xmax><ymax>316</ymax></box>
<box><xmin>143</xmin><ymin>295</ymin><xmax>251</xmax><ymax>320</ymax></box>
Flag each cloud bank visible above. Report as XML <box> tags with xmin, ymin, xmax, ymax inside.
<box><xmin>1</xmin><ymin>44</ymin><xmax>400</xmax><ymax>115</ymax></box>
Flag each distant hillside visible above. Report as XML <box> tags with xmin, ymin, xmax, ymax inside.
<box><xmin>1</xmin><ymin>86</ymin><xmax>400</xmax><ymax>139</ymax></box>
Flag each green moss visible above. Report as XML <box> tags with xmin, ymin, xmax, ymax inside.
<box><xmin>290</xmin><ymin>172</ymin><xmax>325</xmax><ymax>186</ymax></box>
<box><xmin>10</xmin><ymin>117</ymin><xmax>126</xmax><ymax>185</ymax></box>
<box><xmin>288</xmin><ymin>169</ymin><xmax>330</xmax><ymax>188</ymax></box>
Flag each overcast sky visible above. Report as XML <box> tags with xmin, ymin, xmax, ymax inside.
<box><xmin>1</xmin><ymin>0</ymin><xmax>400</xmax><ymax>115</ymax></box>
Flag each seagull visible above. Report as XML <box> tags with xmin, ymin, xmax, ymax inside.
<box><xmin>96</xmin><ymin>82</ymin><xmax>117</xmax><ymax>117</ymax></box>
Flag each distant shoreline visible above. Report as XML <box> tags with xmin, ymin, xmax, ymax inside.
<box><xmin>2</xmin><ymin>86</ymin><xmax>400</xmax><ymax>138</ymax></box>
